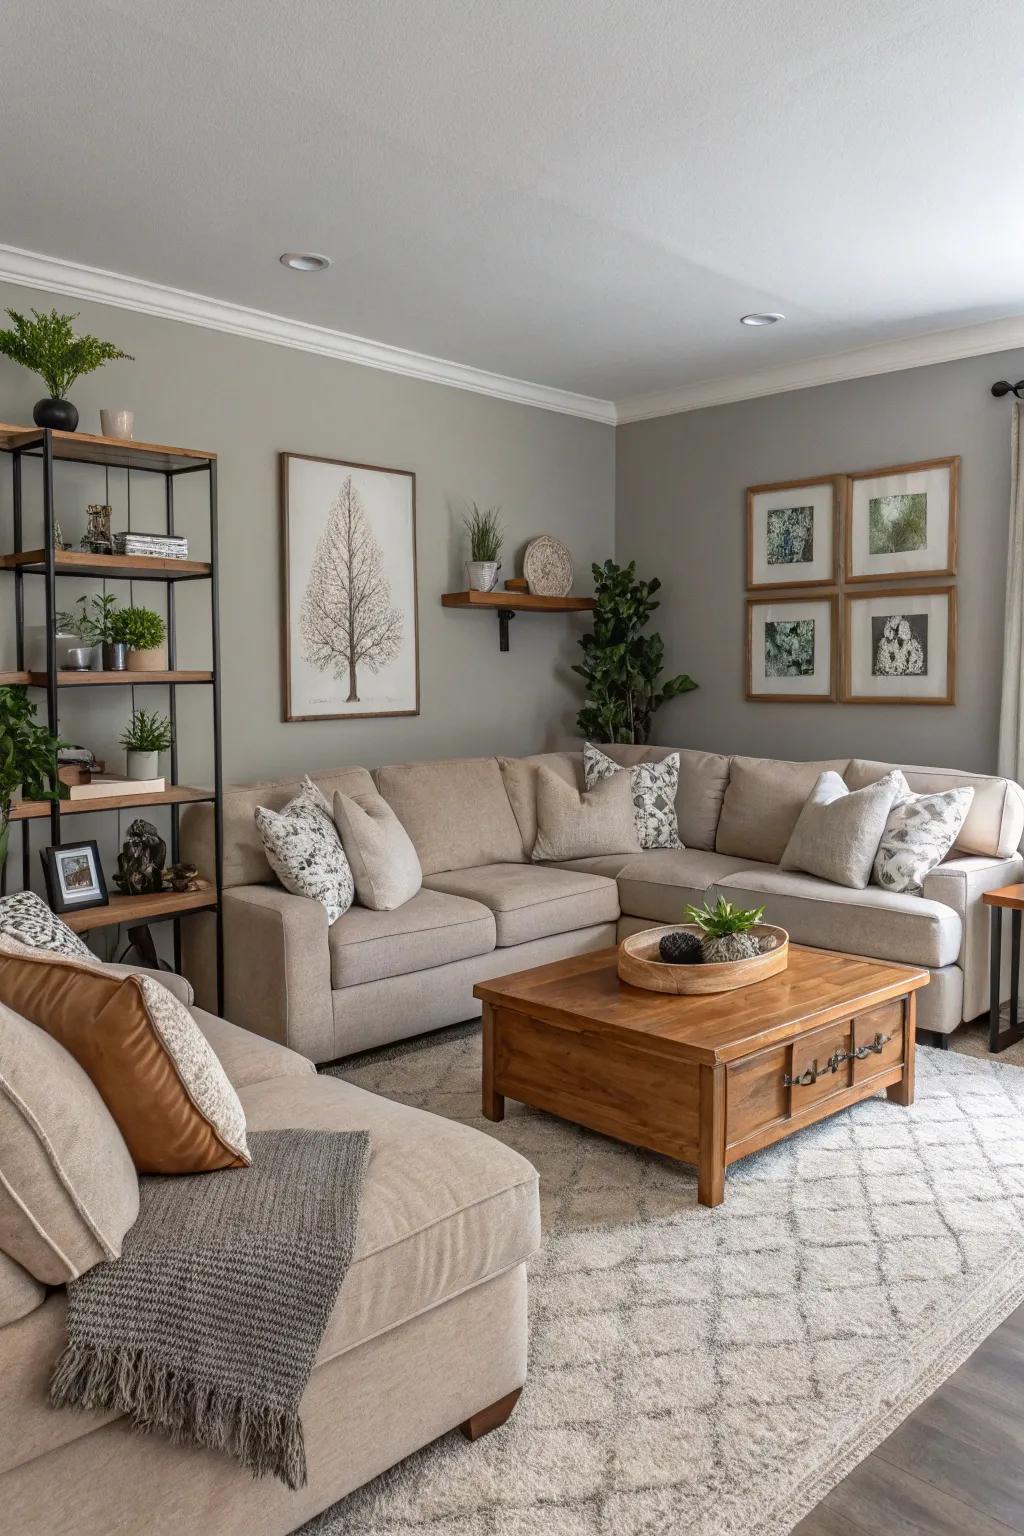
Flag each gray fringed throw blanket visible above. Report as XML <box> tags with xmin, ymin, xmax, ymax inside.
<box><xmin>50</xmin><ymin>1128</ymin><xmax>370</xmax><ymax>1490</ymax></box>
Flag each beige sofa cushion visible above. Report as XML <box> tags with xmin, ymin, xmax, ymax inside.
<box><xmin>182</xmin><ymin>766</ymin><xmax>376</xmax><ymax>889</ymax></box>
<box><xmin>424</xmin><ymin>864</ymin><xmax>620</xmax><ymax>946</ymax></box>
<box><xmin>0</xmin><ymin>1252</ymin><xmax>45</xmax><ymax>1327</ymax></box>
<box><xmin>845</xmin><ymin>758</ymin><xmax>1024</xmax><ymax>859</ymax></box>
<box><xmin>333</xmin><ymin>788</ymin><xmax>422</xmax><ymax>911</ymax></box>
<box><xmin>241</xmin><ymin>1070</ymin><xmax>539</xmax><ymax>1362</ymax></box>
<box><xmin>0</xmin><ymin>1000</ymin><xmax>139</xmax><ymax>1285</ymax></box>
<box><xmin>616</xmin><ymin>849</ymin><xmax>773</xmax><ymax>924</ymax></box>
<box><xmin>716</xmin><ymin>867</ymin><xmax>961</xmax><ymax>969</ymax></box>
<box><xmin>716</xmin><ymin>756</ymin><xmax>851</xmax><ymax>863</ymax></box>
<box><xmin>329</xmin><ymin>888</ymin><xmax>495</xmax><ymax>988</ymax></box>
<box><xmin>595</xmin><ymin>744</ymin><xmax>731</xmax><ymax>852</ymax></box>
<box><xmin>191</xmin><ymin>1007</ymin><xmax>317</xmax><ymax>1089</ymax></box>
<box><xmin>780</xmin><ymin>771</ymin><xmax>901</xmax><ymax>888</ymax></box>
<box><xmin>499</xmin><ymin>752</ymin><xmax>580</xmax><ymax>854</ymax></box>
<box><xmin>532</xmin><ymin>766</ymin><xmax>641</xmax><ymax>862</ymax></box>
<box><xmin>374</xmin><ymin>757</ymin><xmax>525</xmax><ymax>875</ymax></box>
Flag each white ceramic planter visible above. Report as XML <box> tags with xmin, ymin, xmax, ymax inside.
<box><xmin>466</xmin><ymin>561</ymin><xmax>500</xmax><ymax>592</ymax></box>
<box><xmin>126</xmin><ymin>750</ymin><xmax>159</xmax><ymax>781</ymax></box>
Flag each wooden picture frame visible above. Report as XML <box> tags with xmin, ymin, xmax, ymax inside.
<box><xmin>844</xmin><ymin>456</ymin><xmax>959</xmax><ymax>583</ymax></box>
<box><xmin>746</xmin><ymin>594</ymin><xmax>838</xmax><ymax>703</ymax></box>
<box><xmin>746</xmin><ymin>475</ymin><xmax>840</xmax><ymax>590</ymax></box>
<box><xmin>280</xmin><ymin>452</ymin><xmax>419</xmax><ymax>722</ymax></box>
<box><xmin>40</xmin><ymin>839</ymin><xmax>108</xmax><ymax>914</ymax></box>
<box><xmin>841</xmin><ymin>585</ymin><xmax>956</xmax><ymax>705</ymax></box>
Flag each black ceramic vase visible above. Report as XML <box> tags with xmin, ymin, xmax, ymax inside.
<box><xmin>32</xmin><ymin>398</ymin><xmax>79</xmax><ymax>431</ymax></box>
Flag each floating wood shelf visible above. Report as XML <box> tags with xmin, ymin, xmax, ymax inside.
<box><xmin>441</xmin><ymin>589</ymin><xmax>596</xmax><ymax>651</ymax></box>
<box><xmin>11</xmin><ymin>786</ymin><xmax>214</xmax><ymax>821</ymax></box>
<box><xmin>0</xmin><ymin>423</ymin><xmax>216</xmax><ymax>474</ymax></box>
<box><xmin>0</xmin><ymin>549</ymin><xmax>211</xmax><ymax>581</ymax></box>
<box><xmin>62</xmin><ymin>883</ymin><xmax>217</xmax><ymax>934</ymax></box>
<box><xmin>29</xmin><ymin>669</ymin><xmax>215</xmax><ymax>687</ymax></box>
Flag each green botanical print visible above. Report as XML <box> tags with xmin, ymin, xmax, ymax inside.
<box><xmin>868</xmin><ymin>493</ymin><xmax>927</xmax><ymax>554</ymax></box>
<box><xmin>764</xmin><ymin>619</ymin><xmax>814</xmax><ymax>677</ymax></box>
<box><xmin>766</xmin><ymin>505</ymin><xmax>814</xmax><ymax>565</ymax></box>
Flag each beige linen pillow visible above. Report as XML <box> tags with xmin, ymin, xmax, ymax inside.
<box><xmin>0</xmin><ymin>999</ymin><xmax>139</xmax><ymax>1284</ymax></box>
<box><xmin>780</xmin><ymin>770</ymin><xmax>901</xmax><ymax>889</ymax></box>
<box><xmin>531</xmin><ymin>764</ymin><xmax>642</xmax><ymax>862</ymax></box>
<box><xmin>333</xmin><ymin>789</ymin><xmax>422</xmax><ymax>911</ymax></box>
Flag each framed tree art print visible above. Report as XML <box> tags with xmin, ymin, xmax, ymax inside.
<box><xmin>281</xmin><ymin>453</ymin><xmax>419</xmax><ymax>721</ymax></box>
<box><xmin>746</xmin><ymin>475</ymin><xmax>839</xmax><ymax>590</ymax></box>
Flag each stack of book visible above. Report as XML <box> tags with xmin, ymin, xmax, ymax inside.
<box><xmin>113</xmin><ymin>532</ymin><xmax>189</xmax><ymax>559</ymax></box>
<box><xmin>64</xmin><ymin>773</ymin><xmax>166</xmax><ymax>800</ymax></box>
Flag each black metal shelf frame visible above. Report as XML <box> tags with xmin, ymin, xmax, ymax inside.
<box><xmin>3</xmin><ymin>429</ymin><xmax>224</xmax><ymax>1009</ymax></box>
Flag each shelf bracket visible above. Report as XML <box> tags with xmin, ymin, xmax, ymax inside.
<box><xmin>497</xmin><ymin>609</ymin><xmax>516</xmax><ymax>652</ymax></box>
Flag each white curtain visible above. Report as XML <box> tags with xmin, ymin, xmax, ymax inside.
<box><xmin>998</xmin><ymin>401</ymin><xmax>1024</xmax><ymax>781</ymax></box>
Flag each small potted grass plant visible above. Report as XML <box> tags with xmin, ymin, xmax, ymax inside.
<box><xmin>120</xmin><ymin>708</ymin><xmax>173</xmax><ymax>781</ymax></box>
<box><xmin>464</xmin><ymin>504</ymin><xmax>504</xmax><ymax>592</ymax></box>
<box><xmin>0</xmin><ymin>308</ymin><xmax>133</xmax><ymax>432</ymax></box>
<box><xmin>684</xmin><ymin>897</ymin><xmax>767</xmax><ymax>963</ymax></box>
<box><xmin>109</xmin><ymin>605</ymin><xmax>167</xmax><ymax>671</ymax></box>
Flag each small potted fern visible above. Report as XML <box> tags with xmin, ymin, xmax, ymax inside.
<box><xmin>120</xmin><ymin>709</ymin><xmax>173</xmax><ymax>781</ymax></box>
<box><xmin>0</xmin><ymin>308</ymin><xmax>132</xmax><ymax>432</ymax></box>
<box><xmin>109</xmin><ymin>605</ymin><xmax>167</xmax><ymax>672</ymax></box>
<box><xmin>464</xmin><ymin>504</ymin><xmax>503</xmax><ymax>592</ymax></box>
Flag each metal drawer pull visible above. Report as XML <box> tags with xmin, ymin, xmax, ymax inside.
<box><xmin>783</xmin><ymin>1032</ymin><xmax>893</xmax><ymax>1088</ymax></box>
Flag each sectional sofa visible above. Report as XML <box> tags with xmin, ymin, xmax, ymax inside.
<box><xmin>181</xmin><ymin>746</ymin><xmax>1024</xmax><ymax>1060</ymax></box>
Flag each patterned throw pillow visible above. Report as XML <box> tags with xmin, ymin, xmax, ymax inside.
<box><xmin>583</xmin><ymin>743</ymin><xmax>682</xmax><ymax>850</ymax></box>
<box><xmin>873</xmin><ymin>770</ymin><xmax>975</xmax><ymax>894</ymax></box>
<box><xmin>255</xmin><ymin>776</ymin><xmax>355</xmax><ymax>924</ymax></box>
<box><xmin>0</xmin><ymin>889</ymin><xmax>93</xmax><ymax>959</ymax></box>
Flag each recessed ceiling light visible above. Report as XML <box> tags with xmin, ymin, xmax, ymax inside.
<box><xmin>740</xmin><ymin>311</ymin><xmax>785</xmax><ymax>326</ymax></box>
<box><xmin>279</xmin><ymin>252</ymin><xmax>332</xmax><ymax>272</ymax></box>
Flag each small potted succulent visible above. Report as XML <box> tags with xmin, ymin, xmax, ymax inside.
<box><xmin>463</xmin><ymin>504</ymin><xmax>503</xmax><ymax>592</ymax></box>
<box><xmin>57</xmin><ymin>593</ymin><xmax>124</xmax><ymax>669</ymax></box>
<box><xmin>0</xmin><ymin>687</ymin><xmax>65</xmax><ymax>892</ymax></box>
<box><xmin>119</xmin><ymin>708</ymin><xmax>173</xmax><ymax>781</ymax></box>
<box><xmin>684</xmin><ymin>897</ymin><xmax>767</xmax><ymax>963</ymax></box>
<box><xmin>0</xmin><ymin>308</ymin><xmax>133</xmax><ymax>432</ymax></box>
<box><xmin>109</xmin><ymin>605</ymin><xmax>167</xmax><ymax>671</ymax></box>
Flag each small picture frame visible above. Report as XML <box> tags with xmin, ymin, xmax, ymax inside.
<box><xmin>40</xmin><ymin>840</ymin><xmax>108</xmax><ymax>914</ymax></box>
<box><xmin>746</xmin><ymin>595</ymin><xmax>838</xmax><ymax>702</ymax></box>
<box><xmin>844</xmin><ymin>456</ymin><xmax>958</xmax><ymax>582</ymax></box>
<box><xmin>746</xmin><ymin>476</ymin><xmax>839</xmax><ymax>590</ymax></box>
<box><xmin>842</xmin><ymin>586</ymin><xmax>956</xmax><ymax>705</ymax></box>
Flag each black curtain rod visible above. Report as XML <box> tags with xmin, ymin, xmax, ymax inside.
<box><xmin>992</xmin><ymin>380</ymin><xmax>1024</xmax><ymax>399</ymax></box>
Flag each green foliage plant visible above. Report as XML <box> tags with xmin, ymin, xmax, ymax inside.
<box><xmin>0</xmin><ymin>308</ymin><xmax>133</xmax><ymax>400</ymax></box>
<box><xmin>573</xmin><ymin>559</ymin><xmax>696</xmax><ymax>744</ymax></box>
<box><xmin>56</xmin><ymin>592</ymin><xmax>119</xmax><ymax>645</ymax></box>
<box><xmin>119</xmin><ymin>708</ymin><xmax>173</xmax><ymax>754</ymax></box>
<box><xmin>108</xmin><ymin>606</ymin><xmax>166</xmax><ymax>651</ymax></box>
<box><xmin>685</xmin><ymin>896</ymin><xmax>766</xmax><ymax>937</ymax></box>
<box><xmin>464</xmin><ymin>504</ymin><xmax>503</xmax><ymax>563</ymax></box>
<box><xmin>0</xmin><ymin>687</ymin><xmax>66</xmax><ymax>881</ymax></box>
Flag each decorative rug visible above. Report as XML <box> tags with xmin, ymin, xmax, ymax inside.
<box><xmin>302</xmin><ymin>1031</ymin><xmax>1024</xmax><ymax>1536</ymax></box>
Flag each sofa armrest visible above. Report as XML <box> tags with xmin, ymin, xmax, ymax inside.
<box><xmin>221</xmin><ymin>884</ymin><xmax>334</xmax><ymax>1061</ymax></box>
<box><xmin>104</xmin><ymin>963</ymin><xmax>195</xmax><ymax>1007</ymax></box>
<box><xmin>922</xmin><ymin>854</ymin><xmax>1024</xmax><ymax>1020</ymax></box>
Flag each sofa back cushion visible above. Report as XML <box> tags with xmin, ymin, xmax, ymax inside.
<box><xmin>182</xmin><ymin>766</ymin><xmax>376</xmax><ymax>888</ymax></box>
<box><xmin>374</xmin><ymin>757</ymin><xmax>525</xmax><ymax>874</ymax></box>
<box><xmin>716</xmin><ymin>755</ymin><xmax>852</xmax><ymax>864</ymax></box>
<box><xmin>499</xmin><ymin>752</ymin><xmax>581</xmax><ymax>855</ymax></box>
<box><xmin>0</xmin><ymin>999</ymin><xmax>139</xmax><ymax>1284</ymax></box>
<box><xmin>845</xmin><ymin>758</ymin><xmax>1024</xmax><ymax>859</ymax></box>
<box><xmin>0</xmin><ymin>1251</ymin><xmax>45</xmax><ymax>1325</ymax></box>
<box><xmin>596</xmin><ymin>744</ymin><xmax>731</xmax><ymax>851</ymax></box>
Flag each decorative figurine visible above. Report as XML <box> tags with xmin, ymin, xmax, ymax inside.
<box><xmin>164</xmin><ymin>862</ymin><xmax>201</xmax><ymax>893</ymax></box>
<box><xmin>81</xmin><ymin>503</ymin><xmax>114</xmax><ymax>555</ymax></box>
<box><xmin>113</xmin><ymin>818</ymin><xmax>167</xmax><ymax>896</ymax></box>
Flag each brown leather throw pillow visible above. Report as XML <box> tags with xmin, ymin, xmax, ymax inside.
<box><xmin>0</xmin><ymin>938</ymin><xmax>249</xmax><ymax>1174</ymax></box>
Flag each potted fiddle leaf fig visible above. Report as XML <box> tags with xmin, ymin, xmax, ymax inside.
<box><xmin>109</xmin><ymin>605</ymin><xmax>167</xmax><ymax>671</ymax></box>
<box><xmin>0</xmin><ymin>686</ymin><xmax>65</xmax><ymax>893</ymax></box>
<box><xmin>0</xmin><ymin>308</ymin><xmax>133</xmax><ymax>432</ymax></box>
<box><xmin>119</xmin><ymin>708</ymin><xmax>173</xmax><ymax>781</ymax></box>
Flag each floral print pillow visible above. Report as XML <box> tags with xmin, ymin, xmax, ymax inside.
<box><xmin>583</xmin><ymin>744</ymin><xmax>682</xmax><ymax>850</ymax></box>
<box><xmin>0</xmin><ymin>889</ymin><xmax>94</xmax><ymax>959</ymax></box>
<box><xmin>255</xmin><ymin>776</ymin><xmax>355</xmax><ymax>924</ymax></box>
<box><xmin>872</xmin><ymin>771</ymin><xmax>974</xmax><ymax>894</ymax></box>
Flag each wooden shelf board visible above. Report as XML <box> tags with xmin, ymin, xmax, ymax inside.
<box><xmin>441</xmin><ymin>590</ymin><xmax>596</xmax><ymax>612</ymax></box>
<box><xmin>28</xmin><ymin>669</ymin><xmax>214</xmax><ymax>686</ymax></box>
<box><xmin>62</xmin><ymin>885</ymin><xmax>216</xmax><ymax>934</ymax></box>
<box><xmin>0</xmin><ymin>549</ymin><xmax>210</xmax><ymax>580</ymax></box>
<box><xmin>0</xmin><ymin>423</ymin><xmax>216</xmax><ymax>473</ymax></box>
<box><xmin>0</xmin><ymin>670</ymin><xmax>30</xmax><ymax>686</ymax></box>
<box><xmin>11</xmin><ymin>785</ymin><xmax>213</xmax><ymax>821</ymax></box>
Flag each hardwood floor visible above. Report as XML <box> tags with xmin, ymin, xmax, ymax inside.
<box><xmin>795</xmin><ymin>1301</ymin><xmax>1024</xmax><ymax>1534</ymax></box>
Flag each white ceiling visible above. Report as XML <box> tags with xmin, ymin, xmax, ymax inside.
<box><xmin>3</xmin><ymin>0</ymin><xmax>1024</xmax><ymax>414</ymax></box>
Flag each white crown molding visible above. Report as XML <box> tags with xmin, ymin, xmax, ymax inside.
<box><xmin>615</xmin><ymin>316</ymin><xmax>1024</xmax><ymax>424</ymax></box>
<box><xmin>0</xmin><ymin>244</ymin><xmax>617</xmax><ymax>425</ymax></box>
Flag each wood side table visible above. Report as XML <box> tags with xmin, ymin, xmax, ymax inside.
<box><xmin>982</xmin><ymin>885</ymin><xmax>1024</xmax><ymax>1053</ymax></box>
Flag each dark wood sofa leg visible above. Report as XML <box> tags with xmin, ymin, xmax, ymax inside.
<box><xmin>459</xmin><ymin>1387</ymin><xmax>522</xmax><ymax>1441</ymax></box>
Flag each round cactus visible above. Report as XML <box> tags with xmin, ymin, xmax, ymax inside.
<box><xmin>658</xmin><ymin>930</ymin><xmax>704</xmax><ymax>965</ymax></box>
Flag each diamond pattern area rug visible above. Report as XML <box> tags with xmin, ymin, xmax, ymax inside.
<box><xmin>305</xmin><ymin>1032</ymin><xmax>1024</xmax><ymax>1536</ymax></box>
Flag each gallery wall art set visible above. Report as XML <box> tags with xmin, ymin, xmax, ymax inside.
<box><xmin>745</xmin><ymin>456</ymin><xmax>958</xmax><ymax>705</ymax></box>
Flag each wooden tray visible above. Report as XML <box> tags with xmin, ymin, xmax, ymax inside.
<box><xmin>617</xmin><ymin>923</ymin><xmax>789</xmax><ymax>995</ymax></box>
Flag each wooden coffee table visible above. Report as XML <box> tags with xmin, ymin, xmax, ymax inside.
<box><xmin>474</xmin><ymin>945</ymin><xmax>928</xmax><ymax>1207</ymax></box>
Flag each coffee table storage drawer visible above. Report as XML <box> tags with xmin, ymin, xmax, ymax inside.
<box><xmin>725</xmin><ymin>999</ymin><xmax>906</xmax><ymax>1154</ymax></box>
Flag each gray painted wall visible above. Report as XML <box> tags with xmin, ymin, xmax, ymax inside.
<box><xmin>617</xmin><ymin>349</ymin><xmax>1024</xmax><ymax>773</ymax></box>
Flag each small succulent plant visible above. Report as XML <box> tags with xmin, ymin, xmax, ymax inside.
<box><xmin>684</xmin><ymin>896</ymin><xmax>766</xmax><ymax>964</ymax></box>
<box><xmin>658</xmin><ymin>929</ymin><xmax>703</xmax><ymax>965</ymax></box>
